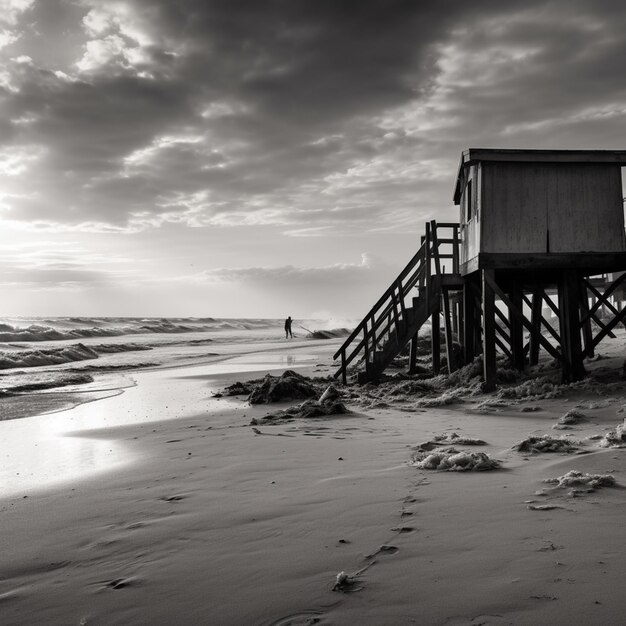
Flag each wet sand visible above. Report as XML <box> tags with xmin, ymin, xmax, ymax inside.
<box><xmin>1</xmin><ymin>336</ymin><xmax>626</xmax><ymax>625</ymax></box>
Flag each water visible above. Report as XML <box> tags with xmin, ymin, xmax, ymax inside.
<box><xmin>0</xmin><ymin>317</ymin><xmax>348</xmax><ymax>496</ymax></box>
<box><xmin>0</xmin><ymin>316</ymin><xmax>350</xmax><ymax>397</ymax></box>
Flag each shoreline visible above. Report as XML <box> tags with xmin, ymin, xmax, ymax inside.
<box><xmin>1</xmin><ymin>338</ymin><xmax>626</xmax><ymax>624</ymax></box>
<box><xmin>0</xmin><ymin>338</ymin><xmax>340</xmax><ymax>498</ymax></box>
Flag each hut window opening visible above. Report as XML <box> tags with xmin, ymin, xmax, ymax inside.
<box><xmin>466</xmin><ymin>179</ymin><xmax>473</xmax><ymax>221</ymax></box>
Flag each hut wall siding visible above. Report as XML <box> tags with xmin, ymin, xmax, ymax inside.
<box><xmin>460</xmin><ymin>165</ymin><xmax>480</xmax><ymax>265</ymax></box>
<box><xmin>479</xmin><ymin>162</ymin><xmax>625</xmax><ymax>255</ymax></box>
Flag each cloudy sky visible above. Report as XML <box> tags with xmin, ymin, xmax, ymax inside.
<box><xmin>1</xmin><ymin>0</ymin><xmax>626</xmax><ymax>318</ymax></box>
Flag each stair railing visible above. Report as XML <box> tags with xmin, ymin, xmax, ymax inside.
<box><xmin>334</xmin><ymin>221</ymin><xmax>460</xmax><ymax>383</ymax></box>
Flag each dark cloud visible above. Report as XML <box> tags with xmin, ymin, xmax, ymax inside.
<box><xmin>1</xmin><ymin>0</ymin><xmax>625</xmax><ymax>234</ymax></box>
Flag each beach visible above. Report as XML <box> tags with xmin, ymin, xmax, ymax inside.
<box><xmin>1</xmin><ymin>321</ymin><xmax>626</xmax><ymax>625</ymax></box>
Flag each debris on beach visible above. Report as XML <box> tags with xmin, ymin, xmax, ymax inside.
<box><xmin>410</xmin><ymin>447</ymin><xmax>500</xmax><ymax>471</ymax></box>
<box><xmin>413</xmin><ymin>432</ymin><xmax>487</xmax><ymax>451</ymax></box>
<box><xmin>552</xmin><ymin>409</ymin><xmax>589</xmax><ymax>430</ymax></box>
<box><xmin>512</xmin><ymin>435</ymin><xmax>581</xmax><ymax>454</ymax></box>
<box><xmin>497</xmin><ymin>376</ymin><xmax>562</xmax><ymax>401</ymax></box>
<box><xmin>599</xmin><ymin>419</ymin><xmax>626</xmax><ymax>447</ymax></box>
<box><xmin>332</xmin><ymin>570</ymin><xmax>361</xmax><ymax>593</ymax></box>
<box><xmin>527</xmin><ymin>504</ymin><xmax>568</xmax><ymax>511</ymax></box>
<box><xmin>543</xmin><ymin>470</ymin><xmax>616</xmax><ymax>495</ymax></box>
<box><xmin>248</xmin><ymin>370</ymin><xmax>320</xmax><ymax>404</ymax></box>
<box><xmin>473</xmin><ymin>398</ymin><xmax>510</xmax><ymax>413</ymax></box>
<box><xmin>432</xmin><ymin>432</ymin><xmax>487</xmax><ymax>445</ymax></box>
<box><xmin>223</xmin><ymin>381</ymin><xmax>253</xmax><ymax>396</ymax></box>
<box><xmin>251</xmin><ymin>394</ymin><xmax>349</xmax><ymax>424</ymax></box>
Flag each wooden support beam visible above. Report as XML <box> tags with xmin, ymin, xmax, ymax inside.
<box><xmin>409</xmin><ymin>332</ymin><xmax>418</xmax><ymax>375</ymax></box>
<box><xmin>494</xmin><ymin>305</ymin><xmax>511</xmax><ymax>329</ymax></box>
<box><xmin>463</xmin><ymin>281</ymin><xmax>476</xmax><ymax>364</ymax></box>
<box><xmin>483</xmin><ymin>271</ymin><xmax>565</xmax><ymax>364</ymax></box>
<box><xmin>481</xmin><ymin>269</ymin><xmax>497</xmax><ymax>391</ymax></box>
<box><xmin>579</xmin><ymin>282</ymin><xmax>594</xmax><ymax>358</ymax></box>
<box><xmin>510</xmin><ymin>283</ymin><xmax>525</xmax><ymax>370</ymax></box>
<box><xmin>558</xmin><ymin>270</ymin><xmax>586</xmax><ymax>382</ymax></box>
<box><xmin>580</xmin><ymin>271</ymin><xmax>626</xmax><ymax>326</ymax></box>
<box><xmin>583</xmin><ymin>279</ymin><xmax>625</xmax><ymax>332</ymax></box>
<box><xmin>442</xmin><ymin>288</ymin><xmax>456</xmax><ymax>373</ymax></box>
<box><xmin>431</xmin><ymin>302</ymin><xmax>441</xmax><ymax>375</ymax></box>
<box><xmin>494</xmin><ymin>333</ymin><xmax>513</xmax><ymax>361</ymax></box>
<box><xmin>525</xmin><ymin>290</ymin><xmax>541</xmax><ymax>365</ymax></box>
<box><xmin>588</xmin><ymin>298</ymin><xmax>626</xmax><ymax>353</ymax></box>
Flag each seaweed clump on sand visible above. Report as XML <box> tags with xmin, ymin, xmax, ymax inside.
<box><xmin>248</xmin><ymin>370</ymin><xmax>320</xmax><ymax>404</ymax></box>
<box><xmin>512</xmin><ymin>435</ymin><xmax>581</xmax><ymax>454</ymax></box>
<box><xmin>600</xmin><ymin>419</ymin><xmax>626</xmax><ymax>447</ymax></box>
<box><xmin>543</xmin><ymin>470</ymin><xmax>616</xmax><ymax>495</ymax></box>
<box><xmin>410</xmin><ymin>447</ymin><xmax>500</xmax><ymax>471</ymax></box>
<box><xmin>222</xmin><ymin>381</ymin><xmax>254</xmax><ymax>396</ymax></box>
<box><xmin>251</xmin><ymin>384</ymin><xmax>349</xmax><ymax>424</ymax></box>
<box><xmin>552</xmin><ymin>409</ymin><xmax>588</xmax><ymax>430</ymax></box>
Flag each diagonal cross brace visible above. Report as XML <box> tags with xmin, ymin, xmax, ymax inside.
<box><xmin>579</xmin><ymin>272</ymin><xmax>626</xmax><ymax>327</ymax></box>
<box><xmin>483</xmin><ymin>271</ymin><xmax>566</xmax><ymax>365</ymax></box>
<box><xmin>586</xmin><ymin>304</ymin><xmax>626</xmax><ymax>354</ymax></box>
<box><xmin>582</xmin><ymin>279</ymin><xmax>624</xmax><ymax>334</ymax></box>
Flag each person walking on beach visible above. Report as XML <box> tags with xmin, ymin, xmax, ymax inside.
<box><xmin>284</xmin><ymin>316</ymin><xmax>293</xmax><ymax>339</ymax></box>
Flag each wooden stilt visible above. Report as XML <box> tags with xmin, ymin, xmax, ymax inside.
<box><xmin>579</xmin><ymin>282</ymin><xmax>594</xmax><ymax>359</ymax></box>
<box><xmin>451</xmin><ymin>296</ymin><xmax>459</xmax><ymax>338</ymax></box>
<box><xmin>431</xmin><ymin>301</ymin><xmax>441</xmax><ymax>375</ymax></box>
<box><xmin>463</xmin><ymin>281</ymin><xmax>475</xmax><ymax>364</ymax></box>
<box><xmin>558</xmin><ymin>270</ymin><xmax>585</xmax><ymax>383</ymax></box>
<box><xmin>482</xmin><ymin>269</ymin><xmax>497</xmax><ymax>391</ymax></box>
<box><xmin>409</xmin><ymin>333</ymin><xmax>418</xmax><ymax>375</ymax></box>
<box><xmin>442</xmin><ymin>288</ymin><xmax>456</xmax><ymax>373</ymax></box>
<box><xmin>510</xmin><ymin>282</ymin><xmax>525</xmax><ymax>370</ymax></box>
<box><xmin>529</xmin><ymin>287</ymin><xmax>543</xmax><ymax>365</ymax></box>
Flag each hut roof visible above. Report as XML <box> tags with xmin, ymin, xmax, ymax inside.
<box><xmin>453</xmin><ymin>148</ymin><xmax>626</xmax><ymax>204</ymax></box>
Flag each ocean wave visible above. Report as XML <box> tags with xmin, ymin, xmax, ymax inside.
<box><xmin>0</xmin><ymin>372</ymin><xmax>95</xmax><ymax>395</ymax></box>
<box><xmin>0</xmin><ymin>342</ymin><xmax>153</xmax><ymax>370</ymax></box>
<box><xmin>306</xmin><ymin>328</ymin><xmax>351</xmax><ymax>339</ymax></box>
<box><xmin>0</xmin><ymin>317</ymin><xmax>281</xmax><ymax>342</ymax></box>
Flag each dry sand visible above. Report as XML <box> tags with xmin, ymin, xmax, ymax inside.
<box><xmin>2</xmin><ymin>337</ymin><xmax>626</xmax><ymax>625</ymax></box>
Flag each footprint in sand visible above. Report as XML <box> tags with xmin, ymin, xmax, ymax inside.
<box><xmin>160</xmin><ymin>494</ymin><xmax>187</xmax><ymax>502</ymax></box>
<box><xmin>268</xmin><ymin>610</ymin><xmax>324</xmax><ymax>625</ymax></box>
<box><xmin>104</xmin><ymin>577</ymin><xmax>139</xmax><ymax>590</ymax></box>
<box><xmin>391</xmin><ymin>526</ymin><xmax>415</xmax><ymax>534</ymax></box>
<box><xmin>365</xmin><ymin>545</ymin><xmax>399</xmax><ymax>559</ymax></box>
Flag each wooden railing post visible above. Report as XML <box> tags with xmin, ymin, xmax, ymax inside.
<box><xmin>452</xmin><ymin>225</ymin><xmax>459</xmax><ymax>274</ymax></box>
<box><xmin>341</xmin><ymin>348</ymin><xmax>347</xmax><ymax>385</ymax></box>
<box><xmin>363</xmin><ymin>319</ymin><xmax>370</xmax><ymax>378</ymax></box>
<box><xmin>425</xmin><ymin>223</ymin><xmax>432</xmax><ymax>309</ymax></box>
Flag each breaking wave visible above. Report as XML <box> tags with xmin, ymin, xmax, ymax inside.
<box><xmin>0</xmin><ymin>342</ymin><xmax>153</xmax><ymax>370</ymax></box>
<box><xmin>0</xmin><ymin>317</ymin><xmax>313</xmax><ymax>343</ymax></box>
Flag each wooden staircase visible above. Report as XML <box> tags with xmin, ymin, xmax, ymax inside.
<box><xmin>334</xmin><ymin>221</ymin><xmax>463</xmax><ymax>384</ymax></box>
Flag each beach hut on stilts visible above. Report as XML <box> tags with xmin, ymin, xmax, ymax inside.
<box><xmin>334</xmin><ymin>149</ymin><xmax>626</xmax><ymax>389</ymax></box>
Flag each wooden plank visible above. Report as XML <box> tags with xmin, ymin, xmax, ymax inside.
<box><xmin>442</xmin><ymin>287</ymin><xmax>456</xmax><ymax>373</ymax></box>
<box><xmin>580</xmin><ymin>271</ymin><xmax>626</xmax><ymax>326</ymax></box>
<box><xmin>483</xmin><ymin>271</ymin><xmax>565</xmax><ymax>364</ymax></box>
<box><xmin>481</xmin><ymin>269</ymin><xmax>497</xmax><ymax>391</ymax></box>
<box><xmin>463</xmin><ymin>282</ymin><xmax>475</xmax><ymax>364</ymax></box>
<box><xmin>558</xmin><ymin>270</ymin><xmax>585</xmax><ymax>382</ymax></box>
<box><xmin>340</xmin><ymin>349</ymin><xmax>347</xmax><ymax>385</ymax></box>
<box><xmin>409</xmin><ymin>333</ymin><xmax>418</xmax><ymax>375</ymax></box>
<box><xmin>431</xmin><ymin>300</ymin><xmax>441</xmax><ymax>375</ymax></box>
<box><xmin>478</xmin><ymin>252</ymin><xmax>626</xmax><ymax>272</ymax></box>
<box><xmin>589</xmin><ymin>303</ymin><xmax>626</xmax><ymax>352</ymax></box>
<box><xmin>579</xmin><ymin>282</ymin><xmax>594</xmax><ymax>358</ymax></box>
<box><xmin>583</xmin><ymin>279</ymin><xmax>626</xmax><ymax>331</ymax></box>
<box><xmin>494</xmin><ymin>305</ymin><xmax>511</xmax><ymax>329</ymax></box>
<box><xmin>510</xmin><ymin>283</ymin><xmax>524</xmax><ymax>370</ymax></box>
<box><xmin>494</xmin><ymin>332</ymin><xmax>513</xmax><ymax>361</ymax></box>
